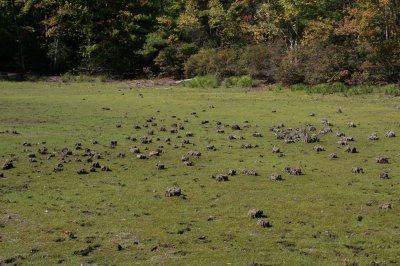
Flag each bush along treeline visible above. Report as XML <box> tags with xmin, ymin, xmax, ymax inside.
<box><xmin>0</xmin><ymin>0</ymin><xmax>399</xmax><ymax>85</ymax></box>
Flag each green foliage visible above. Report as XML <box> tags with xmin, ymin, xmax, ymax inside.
<box><xmin>0</xmin><ymin>0</ymin><xmax>399</xmax><ymax>84</ymax></box>
<box><xmin>183</xmin><ymin>75</ymin><xmax>220</xmax><ymax>88</ymax></box>
<box><xmin>60</xmin><ymin>73</ymin><xmax>108</xmax><ymax>83</ymax></box>
<box><xmin>343</xmin><ymin>85</ymin><xmax>375</xmax><ymax>96</ymax></box>
<box><xmin>289</xmin><ymin>83</ymin><xmax>308</xmax><ymax>91</ymax></box>
<box><xmin>381</xmin><ymin>84</ymin><xmax>400</xmax><ymax>96</ymax></box>
<box><xmin>289</xmin><ymin>83</ymin><xmax>349</xmax><ymax>94</ymax></box>
<box><xmin>238</xmin><ymin>44</ymin><xmax>282</xmax><ymax>81</ymax></box>
<box><xmin>184</xmin><ymin>48</ymin><xmax>239</xmax><ymax>78</ymax></box>
<box><xmin>307</xmin><ymin>83</ymin><xmax>349</xmax><ymax>94</ymax></box>
<box><xmin>224</xmin><ymin>75</ymin><xmax>256</xmax><ymax>88</ymax></box>
<box><xmin>155</xmin><ymin>43</ymin><xmax>198</xmax><ymax>78</ymax></box>
<box><xmin>185</xmin><ymin>45</ymin><xmax>281</xmax><ymax>81</ymax></box>
<box><xmin>275</xmin><ymin>49</ymin><xmax>304</xmax><ymax>85</ymax></box>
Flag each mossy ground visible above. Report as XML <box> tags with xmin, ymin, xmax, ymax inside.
<box><xmin>0</xmin><ymin>82</ymin><xmax>399</xmax><ymax>265</ymax></box>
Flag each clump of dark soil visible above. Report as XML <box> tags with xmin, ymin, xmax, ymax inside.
<box><xmin>270</xmin><ymin>173</ymin><xmax>283</xmax><ymax>181</ymax></box>
<box><xmin>77</xmin><ymin>168</ymin><xmax>88</xmax><ymax>175</ymax></box>
<box><xmin>228</xmin><ymin>135</ymin><xmax>243</xmax><ymax>140</ymax></box>
<box><xmin>336</xmin><ymin>131</ymin><xmax>345</xmax><ymax>137</ymax></box>
<box><xmin>329</xmin><ymin>153</ymin><xmax>338</xmax><ymax>160</ymax></box>
<box><xmin>183</xmin><ymin>161</ymin><xmax>193</xmax><ymax>166</ymax></box>
<box><xmin>347</xmin><ymin>122</ymin><xmax>357</xmax><ymax>128</ymax></box>
<box><xmin>130</xmin><ymin>147</ymin><xmax>140</xmax><ymax>154</ymax></box>
<box><xmin>313</xmin><ymin>145</ymin><xmax>324</xmax><ymax>152</ymax></box>
<box><xmin>241</xmin><ymin>144</ymin><xmax>258</xmax><ymax>149</ymax></box>
<box><xmin>379</xmin><ymin>203</ymin><xmax>392</xmax><ymax>209</ymax></box>
<box><xmin>242</xmin><ymin>169</ymin><xmax>258</xmax><ymax>176</ymax></box>
<box><xmin>73</xmin><ymin>244</ymin><xmax>100</xmax><ymax>256</ymax></box>
<box><xmin>375</xmin><ymin>155</ymin><xmax>389</xmax><ymax>164</ymax></box>
<box><xmin>257</xmin><ymin>219</ymin><xmax>272</xmax><ymax>228</ymax></box>
<box><xmin>227</xmin><ymin>169</ymin><xmax>236</xmax><ymax>176</ymax></box>
<box><xmin>369</xmin><ymin>133</ymin><xmax>379</xmax><ymax>140</ymax></box>
<box><xmin>140</xmin><ymin>136</ymin><xmax>152</xmax><ymax>144</ymax></box>
<box><xmin>188</xmin><ymin>150</ymin><xmax>201</xmax><ymax>157</ymax></box>
<box><xmin>156</xmin><ymin>163</ymin><xmax>165</xmax><ymax>170</ymax></box>
<box><xmin>319</xmin><ymin>127</ymin><xmax>332</xmax><ymax>134</ymax></box>
<box><xmin>101</xmin><ymin>165</ymin><xmax>111</xmax><ymax>171</ymax></box>
<box><xmin>352</xmin><ymin>167</ymin><xmax>363</xmax><ymax>174</ymax></box>
<box><xmin>206</xmin><ymin>145</ymin><xmax>215</xmax><ymax>150</ymax></box>
<box><xmin>165</xmin><ymin>187</ymin><xmax>181</xmax><ymax>197</ymax></box>
<box><xmin>212</xmin><ymin>174</ymin><xmax>229</xmax><ymax>182</ymax></box>
<box><xmin>272</xmin><ymin>146</ymin><xmax>281</xmax><ymax>153</ymax></box>
<box><xmin>321</xmin><ymin>119</ymin><xmax>332</xmax><ymax>126</ymax></box>
<box><xmin>231</xmin><ymin>124</ymin><xmax>241</xmax><ymax>130</ymax></box>
<box><xmin>137</xmin><ymin>154</ymin><xmax>147</xmax><ymax>159</ymax></box>
<box><xmin>38</xmin><ymin>147</ymin><xmax>48</xmax><ymax>155</ymax></box>
<box><xmin>304</xmin><ymin>133</ymin><xmax>319</xmax><ymax>143</ymax></box>
<box><xmin>149</xmin><ymin>150</ymin><xmax>161</xmax><ymax>157</ymax></box>
<box><xmin>2</xmin><ymin>159</ymin><xmax>14</xmax><ymax>170</ymax></box>
<box><xmin>345</xmin><ymin>146</ymin><xmax>357</xmax><ymax>153</ymax></box>
<box><xmin>343</xmin><ymin>136</ymin><xmax>354</xmax><ymax>141</ymax></box>
<box><xmin>284</xmin><ymin>166</ymin><xmax>302</xmax><ymax>176</ymax></box>
<box><xmin>248</xmin><ymin>209</ymin><xmax>264</xmax><ymax>218</ymax></box>
<box><xmin>385</xmin><ymin>130</ymin><xmax>396</xmax><ymax>138</ymax></box>
<box><xmin>379</xmin><ymin>171</ymin><xmax>389</xmax><ymax>179</ymax></box>
<box><xmin>252</xmin><ymin>132</ymin><xmax>262</xmax><ymax>137</ymax></box>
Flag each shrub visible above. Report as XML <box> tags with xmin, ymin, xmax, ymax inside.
<box><xmin>60</xmin><ymin>73</ymin><xmax>108</xmax><ymax>83</ymax></box>
<box><xmin>224</xmin><ymin>75</ymin><xmax>256</xmax><ymax>87</ymax></box>
<box><xmin>155</xmin><ymin>43</ymin><xmax>198</xmax><ymax>78</ymax></box>
<box><xmin>381</xmin><ymin>84</ymin><xmax>400</xmax><ymax>96</ymax></box>
<box><xmin>184</xmin><ymin>44</ymin><xmax>283</xmax><ymax>81</ymax></box>
<box><xmin>307</xmin><ymin>83</ymin><xmax>348</xmax><ymax>94</ymax></box>
<box><xmin>275</xmin><ymin>49</ymin><xmax>304</xmax><ymax>85</ymax></box>
<box><xmin>289</xmin><ymin>84</ymin><xmax>308</xmax><ymax>91</ymax></box>
<box><xmin>237</xmin><ymin>44</ymin><xmax>282</xmax><ymax>81</ymax></box>
<box><xmin>343</xmin><ymin>85</ymin><xmax>374</xmax><ymax>96</ymax></box>
<box><xmin>184</xmin><ymin>48</ymin><xmax>239</xmax><ymax>78</ymax></box>
<box><xmin>183</xmin><ymin>75</ymin><xmax>220</xmax><ymax>88</ymax></box>
<box><xmin>302</xmin><ymin>45</ymin><xmax>350</xmax><ymax>85</ymax></box>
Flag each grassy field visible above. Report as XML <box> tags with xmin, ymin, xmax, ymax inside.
<box><xmin>0</xmin><ymin>81</ymin><xmax>399</xmax><ymax>265</ymax></box>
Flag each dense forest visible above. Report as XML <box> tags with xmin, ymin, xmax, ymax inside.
<box><xmin>0</xmin><ymin>0</ymin><xmax>399</xmax><ymax>85</ymax></box>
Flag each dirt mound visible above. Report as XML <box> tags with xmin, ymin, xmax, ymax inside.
<box><xmin>248</xmin><ymin>209</ymin><xmax>264</xmax><ymax>218</ymax></box>
<box><xmin>165</xmin><ymin>187</ymin><xmax>181</xmax><ymax>197</ymax></box>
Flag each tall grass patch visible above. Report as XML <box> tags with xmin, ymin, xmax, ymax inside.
<box><xmin>224</xmin><ymin>75</ymin><xmax>256</xmax><ymax>88</ymax></box>
<box><xmin>182</xmin><ymin>75</ymin><xmax>220</xmax><ymax>88</ymax></box>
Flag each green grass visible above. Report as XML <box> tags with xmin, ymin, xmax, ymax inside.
<box><xmin>0</xmin><ymin>82</ymin><xmax>399</xmax><ymax>265</ymax></box>
<box><xmin>224</xmin><ymin>75</ymin><xmax>256</xmax><ymax>88</ymax></box>
<box><xmin>183</xmin><ymin>75</ymin><xmax>220</xmax><ymax>88</ymax></box>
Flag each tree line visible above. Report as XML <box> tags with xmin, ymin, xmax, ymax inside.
<box><xmin>1</xmin><ymin>0</ymin><xmax>399</xmax><ymax>85</ymax></box>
